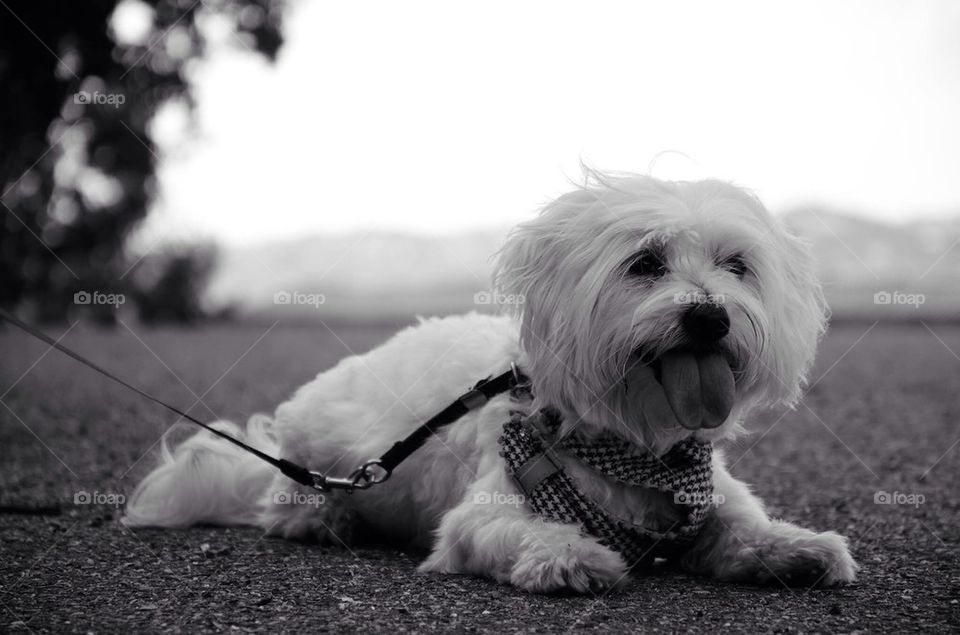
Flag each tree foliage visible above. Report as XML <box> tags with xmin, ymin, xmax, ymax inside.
<box><xmin>0</xmin><ymin>0</ymin><xmax>285</xmax><ymax>321</ymax></box>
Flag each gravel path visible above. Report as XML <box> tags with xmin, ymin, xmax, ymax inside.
<box><xmin>1</xmin><ymin>322</ymin><xmax>957</xmax><ymax>632</ymax></box>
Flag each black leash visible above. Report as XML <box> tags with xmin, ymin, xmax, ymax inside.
<box><xmin>377</xmin><ymin>364</ymin><xmax>523</xmax><ymax>475</ymax></box>
<box><xmin>0</xmin><ymin>309</ymin><xmax>521</xmax><ymax>492</ymax></box>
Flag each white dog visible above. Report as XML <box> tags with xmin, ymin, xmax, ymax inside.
<box><xmin>124</xmin><ymin>171</ymin><xmax>858</xmax><ymax>593</ymax></box>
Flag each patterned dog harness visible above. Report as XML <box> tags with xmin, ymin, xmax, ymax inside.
<box><xmin>498</xmin><ymin>405</ymin><xmax>715</xmax><ymax>568</ymax></box>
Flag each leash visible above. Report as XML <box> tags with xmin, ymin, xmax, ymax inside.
<box><xmin>0</xmin><ymin>309</ymin><xmax>522</xmax><ymax>492</ymax></box>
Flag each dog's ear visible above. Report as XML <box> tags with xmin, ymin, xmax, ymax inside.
<box><xmin>766</xmin><ymin>226</ymin><xmax>829</xmax><ymax>407</ymax></box>
<box><xmin>493</xmin><ymin>212</ymin><xmax>565</xmax><ymax>321</ymax></box>
<box><xmin>493</xmin><ymin>186</ymin><xmax>608</xmax><ymax>315</ymax></box>
<box><xmin>493</xmin><ymin>225</ymin><xmax>535</xmax><ymax>313</ymax></box>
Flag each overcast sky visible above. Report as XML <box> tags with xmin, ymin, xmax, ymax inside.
<box><xmin>141</xmin><ymin>0</ymin><xmax>960</xmax><ymax>245</ymax></box>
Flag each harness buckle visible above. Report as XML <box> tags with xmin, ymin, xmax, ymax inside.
<box><xmin>513</xmin><ymin>448</ymin><xmax>563</xmax><ymax>497</ymax></box>
<box><xmin>512</xmin><ymin>413</ymin><xmax>565</xmax><ymax>496</ymax></box>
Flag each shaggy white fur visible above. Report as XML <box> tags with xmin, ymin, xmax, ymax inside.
<box><xmin>124</xmin><ymin>172</ymin><xmax>858</xmax><ymax>593</ymax></box>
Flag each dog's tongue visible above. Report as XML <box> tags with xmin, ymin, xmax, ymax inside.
<box><xmin>659</xmin><ymin>351</ymin><xmax>735</xmax><ymax>430</ymax></box>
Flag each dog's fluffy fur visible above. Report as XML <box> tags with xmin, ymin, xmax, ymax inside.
<box><xmin>124</xmin><ymin>172</ymin><xmax>858</xmax><ymax>593</ymax></box>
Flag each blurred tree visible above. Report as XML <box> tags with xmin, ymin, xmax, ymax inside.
<box><xmin>0</xmin><ymin>0</ymin><xmax>285</xmax><ymax>322</ymax></box>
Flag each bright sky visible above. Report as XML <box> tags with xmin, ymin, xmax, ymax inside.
<box><xmin>144</xmin><ymin>0</ymin><xmax>960</xmax><ymax>245</ymax></box>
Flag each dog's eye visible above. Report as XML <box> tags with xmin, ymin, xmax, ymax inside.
<box><xmin>719</xmin><ymin>254</ymin><xmax>749</xmax><ymax>278</ymax></box>
<box><xmin>626</xmin><ymin>251</ymin><xmax>667</xmax><ymax>278</ymax></box>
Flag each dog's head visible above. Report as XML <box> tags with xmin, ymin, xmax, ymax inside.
<box><xmin>494</xmin><ymin>171</ymin><xmax>826</xmax><ymax>454</ymax></box>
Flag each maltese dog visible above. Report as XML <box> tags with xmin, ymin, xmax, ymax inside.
<box><xmin>125</xmin><ymin>171</ymin><xmax>858</xmax><ymax>593</ymax></box>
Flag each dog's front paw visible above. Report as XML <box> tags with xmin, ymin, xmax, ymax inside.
<box><xmin>736</xmin><ymin>522</ymin><xmax>858</xmax><ymax>587</ymax></box>
<box><xmin>509</xmin><ymin>536</ymin><xmax>628</xmax><ymax>594</ymax></box>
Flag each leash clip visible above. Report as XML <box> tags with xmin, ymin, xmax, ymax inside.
<box><xmin>310</xmin><ymin>460</ymin><xmax>391</xmax><ymax>493</ymax></box>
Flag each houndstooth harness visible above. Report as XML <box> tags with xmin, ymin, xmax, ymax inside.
<box><xmin>498</xmin><ymin>400</ymin><xmax>715</xmax><ymax>568</ymax></box>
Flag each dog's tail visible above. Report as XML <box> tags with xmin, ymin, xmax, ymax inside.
<box><xmin>122</xmin><ymin>415</ymin><xmax>277</xmax><ymax>528</ymax></box>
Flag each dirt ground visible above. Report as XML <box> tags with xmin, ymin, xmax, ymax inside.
<box><xmin>1</xmin><ymin>321</ymin><xmax>957</xmax><ymax>632</ymax></box>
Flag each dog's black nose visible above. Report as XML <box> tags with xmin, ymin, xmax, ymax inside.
<box><xmin>682</xmin><ymin>303</ymin><xmax>730</xmax><ymax>342</ymax></box>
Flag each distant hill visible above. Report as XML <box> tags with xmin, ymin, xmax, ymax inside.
<box><xmin>207</xmin><ymin>230</ymin><xmax>511</xmax><ymax>323</ymax></box>
<box><xmin>208</xmin><ymin>210</ymin><xmax>960</xmax><ymax>323</ymax></box>
<box><xmin>782</xmin><ymin>207</ymin><xmax>960</xmax><ymax>319</ymax></box>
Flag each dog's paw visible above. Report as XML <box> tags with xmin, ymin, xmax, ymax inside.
<box><xmin>509</xmin><ymin>537</ymin><xmax>628</xmax><ymax>594</ymax></box>
<box><xmin>735</xmin><ymin>523</ymin><xmax>858</xmax><ymax>587</ymax></box>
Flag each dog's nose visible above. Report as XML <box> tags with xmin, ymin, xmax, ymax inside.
<box><xmin>682</xmin><ymin>303</ymin><xmax>730</xmax><ymax>342</ymax></box>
